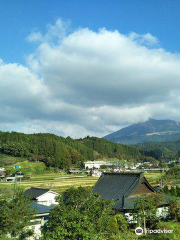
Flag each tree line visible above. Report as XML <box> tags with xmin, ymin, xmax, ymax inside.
<box><xmin>0</xmin><ymin>131</ymin><xmax>142</xmax><ymax>169</ymax></box>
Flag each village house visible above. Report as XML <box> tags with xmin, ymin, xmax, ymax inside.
<box><xmin>24</xmin><ymin>187</ymin><xmax>59</xmax><ymax>206</ymax></box>
<box><xmin>27</xmin><ymin>202</ymin><xmax>54</xmax><ymax>240</ymax></box>
<box><xmin>93</xmin><ymin>172</ymin><xmax>168</xmax><ymax>220</ymax></box>
<box><xmin>91</xmin><ymin>169</ymin><xmax>103</xmax><ymax>177</ymax></box>
<box><xmin>84</xmin><ymin>160</ymin><xmax>119</xmax><ymax>169</ymax></box>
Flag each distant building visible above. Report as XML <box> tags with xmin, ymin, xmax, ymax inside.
<box><xmin>6</xmin><ymin>176</ymin><xmax>16</xmax><ymax>182</ymax></box>
<box><xmin>11</xmin><ymin>171</ymin><xmax>24</xmax><ymax>178</ymax></box>
<box><xmin>68</xmin><ymin>169</ymin><xmax>82</xmax><ymax>174</ymax></box>
<box><xmin>85</xmin><ymin>161</ymin><xmax>118</xmax><ymax>169</ymax></box>
<box><xmin>24</xmin><ymin>187</ymin><xmax>59</xmax><ymax>206</ymax></box>
<box><xmin>92</xmin><ymin>169</ymin><xmax>102</xmax><ymax>177</ymax></box>
<box><xmin>0</xmin><ymin>171</ymin><xmax>5</xmax><ymax>179</ymax></box>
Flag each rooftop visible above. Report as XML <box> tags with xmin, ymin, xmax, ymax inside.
<box><xmin>24</xmin><ymin>187</ymin><xmax>50</xmax><ymax>199</ymax></box>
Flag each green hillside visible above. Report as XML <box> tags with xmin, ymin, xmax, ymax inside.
<box><xmin>0</xmin><ymin>131</ymin><xmax>141</xmax><ymax>169</ymax></box>
<box><xmin>135</xmin><ymin>139</ymin><xmax>180</xmax><ymax>159</ymax></box>
<box><xmin>78</xmin><ymin>136</ymin><xmax>141</xmax><ymax>160</ymax></box>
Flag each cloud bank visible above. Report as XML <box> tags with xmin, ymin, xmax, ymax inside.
<box><xmin>1</xmin><ymin>18</ymin><xmax>180</xmax><ymax>138</ymax></box>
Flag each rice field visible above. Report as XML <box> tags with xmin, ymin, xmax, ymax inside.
<box><xmin>0</xmin><ymin>175</ymin><xmax>99</xmax><ymax>193</ymax></box>
<box><xmin>0</xmin><ymin>171</ymin><xmax>162</xmax><ymax>194</ymax></box>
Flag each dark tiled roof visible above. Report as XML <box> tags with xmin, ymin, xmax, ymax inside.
<box><xmin>24</xmin><ymin>187</ymin><xmax>50</xmax><ymax>199</ymax></box>
<box><xmin>93</xmin><ymin>172</ymin><xmax>142</xmax><ymax>200</ymax></box>
<box><xmin>93</xmin><ymin>172</ymin><xmax>154</xmax><ymax>210</ymax></box>
<box><xmin>31</xmin><ymin>202</ymin><xmax>54</xmax><ymax>214</ymax></box>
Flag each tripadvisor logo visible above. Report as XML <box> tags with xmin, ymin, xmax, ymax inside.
<box><xmin>135</xmin><ymin>227</ymin><xmax>143</xmax><ymax>235</ymax></box>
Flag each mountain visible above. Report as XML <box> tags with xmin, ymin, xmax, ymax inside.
<box><xmin>104</xmin><ymin>118</ymin><xmax>180</xmax><ymax>144</ymax></box>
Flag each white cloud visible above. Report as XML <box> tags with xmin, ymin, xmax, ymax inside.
<box><xmin>128</xmin><ymin>32</ymin><xmax>159</xmax><ymax>46</ymax></box>
<box><xmin>26</xmin><ymin>19</ymin><xmax>71</xmax><ymax>43</ymax></box>
<box><xmin>1</xmin><ymin>19</ymin><xmax>180</xmax><ymax>137</ymax></box>
<box><xmin>26</xmin><ymin>32</ymin><xmax>44</xmax><ymax>42</ymax></box>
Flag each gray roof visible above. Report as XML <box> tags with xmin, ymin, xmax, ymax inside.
<box><xmin>93</xmin><ymin>172</ymin><xmax>155</xmax><ymax>210</ymax></box>
<box><xmin>31</xmin><ymin>202</ymin><xmax>54</xmax><ymax>214</ymax></box>
<box><xmin>24</xmin><ymin>187</ymin><xmax>50</xmax><ymax>199</ymax></box>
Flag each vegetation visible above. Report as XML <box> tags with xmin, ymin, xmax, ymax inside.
<box><xmin>135</xmin><ymin>139</ymin><xmax>180</xmax><ymax>160</ymax></box>
<box><xmin>167</xmin><ymin>197</ymin><xmax>180</xmax><ymax>222</ymax></box>
<box><xmin>132</xmin><ymin>194</ymin><xmax>164</xmax><ymax>233</ymax></box>
<box><xmin>78</xmin><ymin>136</ymin><xmax>141</xmax><ymax>160</ymax></box>
<box><xmin>43</xmin><ymin>187</ymin><xmax>119</xmax><ymax>240</ymax></box>
<box><xmin>0</xmin><ymin>190</ymin><xmax>34</xmax><ymax>239</ymax></box>
<box><xmin>163</xmin><ymin>166</ymin><xmax>180</xmax><ymax>182</ymax></box>
<box><xmin>0</xmin><ymin>131</ymin><xmax>142</xmax><ymax>170</ymax></box>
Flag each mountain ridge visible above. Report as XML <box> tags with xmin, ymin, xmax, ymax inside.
<box><xmin>104</xmin><ymin>118</ymin><xmax>180</xmax><ymax>144</ymax></box>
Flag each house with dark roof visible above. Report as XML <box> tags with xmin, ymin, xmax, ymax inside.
<box><xmin>27</xmin><ymin>202</ymin><xmax>54</xmax><ymax>240</ymax></box>
<box><xmin>93</xmin><ymin>172</ymin><xmax>163</xmax><ymax>215</ymax></box>
<box><xmin>24</xmin><ymin>187</ymin><xmax>59</xmax><ymax>206</ymax></box>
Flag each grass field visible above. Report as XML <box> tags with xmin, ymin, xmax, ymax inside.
<box><xmin>0</xmin><ymin>175</ymin><xmax>99</xmax><ymax>192</ymax></box>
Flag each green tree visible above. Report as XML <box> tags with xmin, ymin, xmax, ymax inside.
<box><xmin>0</xmin><ymin>190</ymin><xmax>35</xmax><ymax>239</ymax></box>
<box><xmin>163</xmin><ymin>185</ymin><xmax>169</xmax><ymax>194</ymax></box>
<box><xmin>176</xmin><ymin>186</ymin><xmax>180</xmax><ymax>197</ymax></box>
<box><xmin>42</xmin><ymin>187</ymin><xmax>117</xmax><ymax>240</ymax></box>
<box><xmin>168</xmin><ymin>197</ymin><xmax>180</xmax><ymax>221</ymax></box>
<box><xmin>132</xmin><ymin>194</ymin><xmax>163</xmax><ymax>234</ymax></box>
<box><xmin>170</xmin><ymin>186</ymin><xmax>177</xmax><ymax>196</ymax></box>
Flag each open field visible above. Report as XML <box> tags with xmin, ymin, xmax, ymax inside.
<box><xmin>0</xmin><ymin>175</ymin><xmax>99</xmax><ymax>192</ymax></box>
<box><xmin>0</xmin><ymin>171</ymin><xmax>162</xmax><ymax>194</ymax></box>
<box><xmin>144</xmin><ymin>172</ymin><xmax>163</xmax><ymax>184</ymax></box>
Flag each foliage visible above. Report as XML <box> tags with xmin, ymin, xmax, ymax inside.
<box><xmin>0</xmin><ymin>187</ymin><xmax>14</xmax><ymax>199</ymax></box>
<box><xmin>0</xmin><ymin>131</ymin><xmax>93</xmax><ymax>169</ymax></box>
<box><xmin>132</xmin><ymin>194</ymin><xmax>164</xmax><ymax>231</ymax></box>
<box><xmin>0</xmin><ymin>131</ymin><xmax>142</xmax><ymax>170</ymax></box>
<box><xmin>78</xmin><ymin>136</ymin><xmax>141</xmax><ymax>160</ymax></box>
<box><xmin>135</xmin><ymin>139</ymin><xmax>180</xmax><ymax>160</ymax></box>
<box><xmin>113</xmin><ymin>214</ymin><xmax>128</xmax><ymax>232</ymax></box>
<box><xmin>168</xmin><ymin>197</ymin><xmax>180</xmax><ymax>221</ymax></box>
<box><xmin>170</xmin><ymin>186</ymin><xmax>177</xmax><ymax>196</ymax></box>
<box><xmin>176</xmin><ymin>186</ymin><xmax>180</xmax><ymax>197</ymax></box>
<box><xmin>0</xmin><ymin>190</ymin><xmax>35</xmax><ymax>238</ymax></box>
<box><xmin>163</xmin><ymin>166</ymin><xmax>180</xmax><ymax>181</ymax></box>
<box><xmin>42</xmin><ymin>187</ymin><xmax>117</xmax><ymax>240</ymax></box>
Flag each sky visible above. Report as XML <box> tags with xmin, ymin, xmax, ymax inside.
<box><xmin>1</xmin><ymin>0</ymin><xmax>180</xmax><ymax>138</ymax></box>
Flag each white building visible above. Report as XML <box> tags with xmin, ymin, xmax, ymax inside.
<box><xmin>24</xmin><ymin>187</ymin><xmax>59</xmax><ymax>206</ymax></box>
<box><xmin>85</xmin><ymin>161</ymin><xmax>116</xmax><ymax>169</ymax></box>
<box><xmin>92</xmin><ymin>169</ymin><xmax>102</xmax><ymax>177</ymax></box>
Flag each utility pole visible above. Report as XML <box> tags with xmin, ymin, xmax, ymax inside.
<box><xmin>14</xmin><ymin>174</ymin><xmax>17</xmax><ymax>196</ymax></box>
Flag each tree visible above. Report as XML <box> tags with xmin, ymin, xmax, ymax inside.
<box><xmin>176</xmin><ymin>186</ymin><xmax>180</xmax><ymax>197</ymax></box>
<box><xmin>0</xmin><ymin>190</ymin><xmax>35</xmax><ymax>239</ymax></box>
<box><xmin>170</xmin><ymin>186</ymin><xmax>177</xmax><ymax>196</ymax></box>
<box><xmin>163</xmin><ymin>185</ymin><xmax>169</xmax><ymax>194</ymax></box>
<box><xmin>168</xmin><ymin>197</ymin><xmax>180</xmax><ymax>221</ymax></box>
<box><xmin>132</xmin><ymin>194</ymin><xmax>163</xmax><ymax>234</ymax></box>
<box><xmin>42</xmin><ymin>187</ymin><xmax>117</xmax><ymax>240</ymax></box>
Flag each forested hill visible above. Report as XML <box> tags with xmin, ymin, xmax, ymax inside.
<box><xmin>78</xmin><ymin>136</ymin><xmax>141</xmax><ymax>159</ymax></box>
<box><xmin>0</xmin><ymin>131</ymin><xmax>141</xmax><ymax>169</ymax></box>
<box><xmin>135</xmin><ymin>140</ymin><xmax>180</xmax><ymax>160</ymax></box>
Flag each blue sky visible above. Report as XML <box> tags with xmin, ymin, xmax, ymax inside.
<box><xmin>1</xmin><ymin>0</ymin><xmax>180</xmax><ymax>64</ymax></box>
<box><xmin>1</xmin><ymin>0</ymin><xmax>180</xmax><ymax>138</ymax></box>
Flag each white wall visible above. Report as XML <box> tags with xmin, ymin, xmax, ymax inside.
<box><xmin>37</xmin><ymin>191</ymin><xmax>59</xmax><ymax>206</ymax></box>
